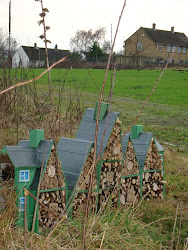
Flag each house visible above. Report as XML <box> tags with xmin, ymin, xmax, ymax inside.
<box><xmin>123</xmin><ymin>23</ymin><xmax>188</xmax><ymax>67</ymax></box>
<box><xmin>0</xmin><ymin>129</ymin><xmax>67</xmax><ymax>233</ymax></box>
<box><xmin>0</xmin><ymin>103</ymin><xmax>165</xmax><ymax>232</ymax></box>
<box><xmin>12</xmin><ymin>44</ymin><xmax>70</xmax><ymax>68</ymax></box>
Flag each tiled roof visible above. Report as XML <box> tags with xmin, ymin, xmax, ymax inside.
<box><xmin>143</xmin><ymin>28</ymin><xmax>188</xmax><ymax>47</ymax></box>
<box><xmin>22</xmin><ymin>46</ymin><xmax>70</xmax><ymax>61</ymax></box>
<box><xmin>2</xmin><ymin>140</ymin><xmax>53</xmax><ymax>168</ymax></box>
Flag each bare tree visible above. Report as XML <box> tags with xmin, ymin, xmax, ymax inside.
<box><xmin>0</xmin><ymin>28</ymin><xmax>17</xmax><ymax>67</ymax></box>
<box><xmin>102</xmin><ymin>40</ymin><xmax>111</xmax><ymax>54</ymax></box>
<box><xmin>70</xmin><ymin>27</ymin><xmax>106</xmax><ymax>54</ymax></box>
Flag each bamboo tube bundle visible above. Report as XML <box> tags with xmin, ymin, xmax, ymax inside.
<box><xmin>39</xmin><ymin>189</ymin><xmax>66</xmax><ymax>229</ymax></box>
<box><xmin>104</xmin><ymin>117</ymin><xmax>123</xmax><ymax>161</ymax></box>
<box><xmin>100</xmin><ymin>161</ymin><xmax>122</xmax><ymax>189</ymax></box>
<box><xmin>40</xmin><ymin>151</ymin><xmax>66</xmax><ymax>190</ymax></box>
<box><xmin>122</xmin><ymin>140</ymin><xmax>139</xmax><ymax>176</ymax></box>
<box><xmin>72</xmin><ymin>191</ymin><xmax>97</xmax><ymax>215</ymax></box>
<box><xmin>142</xmin><ymin>171</ymin><xmax>164</xmax><ymax>200</ymax></box>
<box><xmin>144</xmin><ymin>139</ymin><xmax>163</xmax><ymax>171</ymax></box>
<box><xmin>120</xmin><ymin>176</ymin><xmax>140</xmax><ymax>206</ymax></box>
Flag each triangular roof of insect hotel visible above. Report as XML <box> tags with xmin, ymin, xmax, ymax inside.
<box><xmin>57</xmin><ymin>102</ymin><xmax>119</xmax><ymax>190</ymax></box>
<box><xmin>122</xmin><ymin>125</ymin><xmax>164</xmax><ymax>170</ymax></box>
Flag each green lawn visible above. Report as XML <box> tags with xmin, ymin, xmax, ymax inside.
<box><xmin>16</xmin><ymin>68</ymin><xmax>188</xmax><ymax>106</ymax></box>
<box><xmin>8</xmin><ymin>67</ymin><xmax>187</xmax><ymax>151</ymax></box>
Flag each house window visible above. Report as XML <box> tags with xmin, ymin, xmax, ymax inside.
<box><xmin>137</xmin><ymin>42</ymin><xmax>142</xmax><ymax>51</ymax></box>
<box><xmin>167</xmin><ymin>45</ymin><xmax>171</xmax><ymax>52</ymax></box>
<box><xmin>20</xmin><ymin>197</ymin><xmax>25</xmax><ymax>212</ymax></box>
<box><xmin>182</xmin><ymin>47</ymin><xmax>187</xmax><ymax>54</ymax></box>
<box><xmin>172</xmin><ymin>46</ymin><xmax>177</xmax><ymax>52</ymax></box>
<box><xmin>19</xmin><ymin>170</ymin><xmax>30</xmax><ymax>182</ymax></box>
<box><xmin>177</xmin><ymin>47</ymin><xmax>181</xmax><ymax>53</ymax></box>
<box><xmin>157</xmin><ymin>44</ymin><xmax>163</xmax><ymax>51</ymax></box>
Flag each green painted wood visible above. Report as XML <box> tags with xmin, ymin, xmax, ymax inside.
<box><xmin>29</xmin><ymin>129</ymin><xmax>44</xmax><ymax>148</ymax></box>
<box><xmin>15</xmin><ymin>167</ymin><xmax>37</xmax><ymax>190</ymax></box>
<box><xmin>0</xmin><ymin>146</ymin><xmax>6</xmax><ymax>154</ymax></box>
<box><xmin>93</xmin><ymin>102</ymin><xmax>109</xmax><ymax>121</ymax></box>
<box><xmin>39</xmin><ymin>187</ymin><xmax>66</xmax><ymax>193</ymax></box>
<box><xmin>131</xmin><ymin>125</ymin><xmax>143</xmax><ymax>139</ymax></box>
<box><xmin>96</xmin><ymin>161</ymin><xmax>102</xmax><ymax>189</ymax></box>
<box><xmin>15</xmin><ymin>189</ymin><xmax>38</xmax><ymax>232</ymax></box>
<box><xmin>103</xmin><ymin>159</ymin><xmax>122</xmax><ymax>163</ymax></box>
<box><xmin>143</xmin><ymin>169</ymin><xmax>163</xmax><ymax>173</ymax></box>
<box><xmin>121</xmin><ymin>173</ymin><xmax>141</xmax><ymax>179</ymax></box>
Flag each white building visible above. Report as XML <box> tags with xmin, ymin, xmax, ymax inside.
<box><xmin>12</xmin><ymin>45</ymin><xmax>70</xmax><ymax>68</ymax></box>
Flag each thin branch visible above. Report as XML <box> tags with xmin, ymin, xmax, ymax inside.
<box><xmin>96</xmin><ymin>46</ymin><xmax>178</xmax><ymax>165</ymax></box>
<box><xmin>176</xmin><ymin>201</ymin><xmax>183</xmax><ymax>250</ymax></box>
<box><xmin>97</xmin><ymin>64</ymin><xmax>117</xmax><ymax>160</ymax></box>
<box><xmin>24</xmin><ymin>189</ymin><xmax>28</xmax><ymax>250</ymax></box>
<box><xmin>31</xmin><ymin>142</ymin><xmax>51</xmax><ymax>233</ymax></box>
<box><xmin>81</xmin><ymin>1</ymin><xmax>127</xmax><ymax>249</ymax></box>
<box><xmin>171</xmin><ymin>203</ymin><xmax>180</xmax><ymax>250</ymax></box>
<box><xmin>0</xmin><ymin>57</ymin><xmax>67</xmax><ymax>96</ymax></box>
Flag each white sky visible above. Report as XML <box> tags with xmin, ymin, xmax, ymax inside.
<box><xmin>0</xmin><ymin>0</ymin><xmax>188</xmax><ymax>52</ymax></box>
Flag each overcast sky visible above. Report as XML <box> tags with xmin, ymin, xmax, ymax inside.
<box><xmin>1</xmin><ymin>0</ymin><xmax>188</xmax><ymax>52</ymax></box>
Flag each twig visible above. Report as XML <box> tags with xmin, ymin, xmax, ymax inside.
<box><xmin>0</xmin><ymin>57</ymin><xmax>67</xmax><ymax>96</ymax></box>
<box><xmin>171</xmin><ymin>203</ymin><xmax>180</xmax><ymax>250</ymax></box>
<box><xmin>24</xmin><ymin>189</ymin><xmax>28</xmax><ymax>250</ymax></box>
<box><xmin>96</xmin><ymin>45</ymin><xmax>179</xmax><ymax>165</ymax></box>
<box><xmin>31</xmin><ymin>142</ymin><xmax>51</xmax><ymax>233</ymax></box>
<box><xmin>99</xmin><ymin>226</ymin><xmax>107</xmax><ymax>250</ymax></box>
<box><xmin>97</xmin><ymin>64</ymin><xmax>117</xmax><ymax>160</ymax></box>
<box><xmin>81</xmin><ymin>2</ymin><xmax>127</xmax><ymax>249</ymax></box>
<box><xmin>176</xmin><ymin>201</ymin><xmax>183</xmax><ymax>250</ymax></box>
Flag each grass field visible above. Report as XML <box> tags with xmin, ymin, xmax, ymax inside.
<box><xmin>0</xmin><ymin>68</ymin><xmax>188</xmax><ymax>249</ymax></box>
<box><xmin>21</xmin><ymin>68</ymin><xmax>188</xmax><ymax>105</ymax></box>
<box><xmin>10</xmin><ymin>67</ymin><xmax>188</xmax><ymax>151</ymax></box>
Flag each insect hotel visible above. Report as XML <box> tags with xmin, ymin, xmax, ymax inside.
<box><xmin>0</xmin><ymin>102</ymin><xmax>164</xmax><ymax>233</ymax></box>
<box><xmin>0</xmin><ymin>129</ymin><xmax>67</xmax><ymax>233</ymax></box>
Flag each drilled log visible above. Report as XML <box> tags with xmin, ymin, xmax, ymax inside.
<box><xmin>142</xmin><ymin>171</ymin><xmax>163</xmax><ymax>199</ymax></box>
<box><xmin>122</xmin><ymin>140</ymin><xmax>139</xmax><ymax>176</ymax></box>
<box><xmin>40</xmin><ymin>151</ymin><xmax>66</xmax><ymax>190</ymax></box>
<box><xmin>144</xmin><ymin>139</ymin><xmax>163</xmax><ymax>171</ymax></box>
<box><xmin>120</xmin><ymin>176</ymin><xmax>140</xmax><ymax>207</ymax></box>
<box><xmin>39</xmin><ymin>190</ymin><xmax>66</xmax><ymax>230</ymax></box>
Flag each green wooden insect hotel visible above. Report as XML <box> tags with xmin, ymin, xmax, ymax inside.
<box><xmin>0</xmin><ymin>102</ymin><xmax>164</xmax><ymax>233</ymax></box>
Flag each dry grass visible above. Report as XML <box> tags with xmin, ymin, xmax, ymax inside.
<box><xmin>0</xmin><ymin>149</ymin><xmax>187</xmax><ymax>249</ymax></box>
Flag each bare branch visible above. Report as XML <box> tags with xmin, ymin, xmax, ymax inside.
<box><xmin>0</xmin><ymin>57</ymin><xmax>67</xmax><ymax>96</ymax></box>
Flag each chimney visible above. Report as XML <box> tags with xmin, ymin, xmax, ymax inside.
<box><xmin>34</xmin><ymin>42</ymin><xmax>37</xmax><ymax>47</ymax></box>
<box><xmin>131</xmin><ymin>125</ymin><xmax>143</xmax><ymax>139</ymax></box>
<box><xmin>55</xmin><ymin>44</ymin><xmax>58</xmax><ymax>49</ymax></box>
<box><xmin>93</xmin><ymin>102</ymin><xmax>109</xmax><ymax>121</ymax></box>
<box><xmin>152</xmin><ymin>23</ymin><xmax>156</xmax><ymax>31</ymax></box>
<box><xmin>29</xmin><ymin>129</ymin><xmax>44</xmax><ymax>148</ymax></box>
<box><xmin>171</xmin><ymin>26</ymin><xmax>174</xmax><ymax>33</ymax></box>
